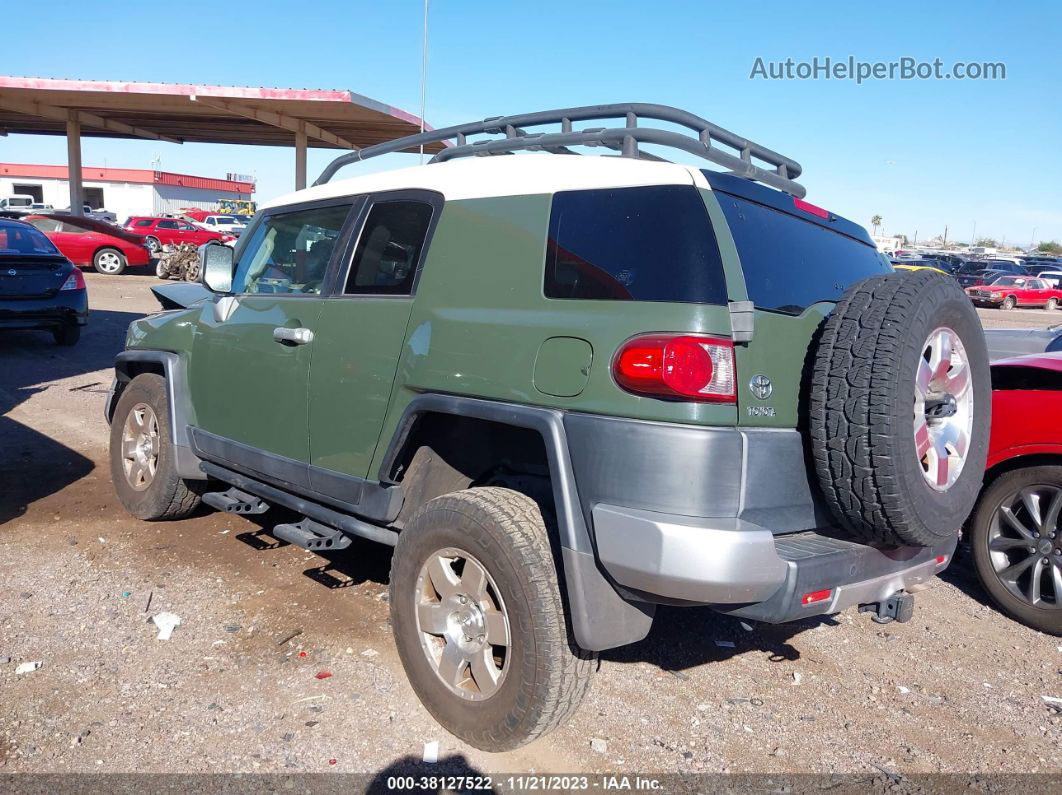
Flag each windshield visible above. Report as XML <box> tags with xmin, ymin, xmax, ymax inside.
<box><xmin>0</xmin><ymin>221</ymin><xmax>62</xmax><ymax>256</ymax></box>
<box><xmin>211</xmin><ymin>215</ymin><xmax>240</xmax><ymax>224</ymax></box>
<box><xmin>993</xmin><ymin>277</ymin><xmax>1027</xmax><ymax>287</ymax></box>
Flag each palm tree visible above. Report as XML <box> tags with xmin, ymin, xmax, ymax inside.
<box><xmin>871</xmin><ymin>215</ymin><xmax>883</xmax><ymax>236</ymax></box>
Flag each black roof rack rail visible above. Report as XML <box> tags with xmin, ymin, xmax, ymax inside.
<box><xmin>314</xmin><ymin>103</ymin><xmax>806</xmax><ymax>197</ymax></box>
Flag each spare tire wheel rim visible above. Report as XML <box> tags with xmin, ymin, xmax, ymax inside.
<box><xmin>121</xmin><ymin>402</ymin><xmax>160</xmax><ymax>490</ymax></box>
<box><xmin>414</xmin><ymin>547</ymin><xmax>511</xmax><ymax>701</ymax></box>
<box><xmin>988</xmin><ymin>485</ymin><xmax>1062</xmax><ymax>608</ymax></box>
<box><xmin>914</xmin><ymin>326</ymin><xmax>973</xmax><ymax>491</ymax></box>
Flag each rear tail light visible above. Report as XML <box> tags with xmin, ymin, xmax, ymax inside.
<box><xmin>801</xmin><ymin>589</ymin><xmax>832</xmax><ymax>606</ymax></box>
<box><xmin>613</xmin><ymin>334</ymin><xmax>736</xmax><ymax>402</ymax></box>
<box><xmin>934</xmin><ymin>554</ymin><xmax>947</xmax><ymax>566</ymax></box>
<box><xmin>60</xmin><ymin>269</ymin><xmax>86</xmax><ymax>291</ymax></box>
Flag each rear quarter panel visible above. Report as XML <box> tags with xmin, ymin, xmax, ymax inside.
<box><xmin>988</xmin><ymin>388</ymin><xmax>1062</xmax><ymax>468</ymax></box>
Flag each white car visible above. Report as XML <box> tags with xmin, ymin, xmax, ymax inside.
<box><xmin>192</xmin><ymin>214</ymin><xmax>247</xmax><ymax>237</ymax></box>
<box><xmin>0</xmin><ymin>194</ymin><xmax>35</xmax><ymax>212</ymax></box>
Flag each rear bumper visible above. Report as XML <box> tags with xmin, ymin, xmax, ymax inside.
<box><xmin>592</xmin><ymin>503</ymin><xmax>954</xmax><ymax>621</ymax></box>
<box><xmin>0</xmin><ymin>294</ymin><xmax>88</xmax><ymax>329</ymax></box>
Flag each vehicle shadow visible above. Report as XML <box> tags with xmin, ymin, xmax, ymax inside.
<box><xmin>365</xmin><ymin>754</ymin><xmax>490</xmax><ymax>794</ymax></box>
<box><xmin>0</xmin><ymin>308</ymin><xmax>144</xmax><ymax>526</ymax></box>
<box><xmin>936</xmin><ymin>539</ymin><xmax>994</xmax><ymax>610</ymax></box>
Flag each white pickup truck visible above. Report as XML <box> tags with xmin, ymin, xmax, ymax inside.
<box><xmin>0</xmin><ymin>194</ymin><xmax>35</xmax><ymax>213</ymax></box>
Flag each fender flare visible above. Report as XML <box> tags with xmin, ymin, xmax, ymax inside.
<box><xmin>378</xmin><ymin>394</ymin><xmax>654</xmax><ymax>651</ymax></box>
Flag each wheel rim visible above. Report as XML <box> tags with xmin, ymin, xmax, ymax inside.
<box><xmin>414</xmin><ymin>547</ymin><xmax>511</xmax><ymax>701</ymax></box>
<box><xmin>97</xmin><ymin>251</ymin><xmax>122</xmax><ymax>273</ymax></box>
<box><xmin>988</xmin><ymin>485</ymin><xmax>1062</xmax><ymax>609</ymax></box>
<box><xmin>121</xmin><ymin>402</ymin><xmax>160</xmax><ymax>491</ymax></box>
<box><xmin>145</xmin><ymin>237</ymin><xmax>160</xmax><ymax>253</ymax></box>
<box><xmin>913</xmin><ymin>327</ymin><xmax>973</xmax><ymax>491</ymax></box>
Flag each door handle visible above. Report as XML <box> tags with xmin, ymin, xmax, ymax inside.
<box><xmin>273</xmin><ymin>326</ymin><xmax>314</xmax><ymax>345</ymax></box>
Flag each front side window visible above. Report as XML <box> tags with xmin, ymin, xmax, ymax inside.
<box><xmin>544</xmin><ymin>185</ymin><xmax>728</xmax><ymax>304</ymax></box>
<box><xmin>232</xmin><ymin>203</ymin><xmax>352</xmax><ymax>295</ymax></box>
<box><xmin>344</xmin><ymin>200</ymin><xmax>434</xmax><ymax>295</ymax></box>
<box><xmin>157</xmin><ymin>220</ymin><xmax>178</xmax><ymax>230</ymax></box>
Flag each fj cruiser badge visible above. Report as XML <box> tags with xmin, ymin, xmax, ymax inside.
<box><xmin>749</xmin><ymin>374</ymin><xmax>773</xmax><ymax>400</ymax></box>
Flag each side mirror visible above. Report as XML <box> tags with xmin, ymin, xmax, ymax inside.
<box><xmin>199</xmin><ymin>243</ymin><xmax>234</xmax><ymax>293</ymax></box>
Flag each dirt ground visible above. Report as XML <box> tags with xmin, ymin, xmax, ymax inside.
<box><xmin>1</xmin><ymin>272</ymin><xmax>1060</xmax><ymax>779</ymax></box>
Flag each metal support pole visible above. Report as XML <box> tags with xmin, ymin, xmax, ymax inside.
<box><xmin>66</xmin><ymin>116</ymin><xmax>84</xmax><ymax>215</ymax></box>
<box><xmin>295</xmin><ymin>126</ymin><xmax>308</xmax><ymax>191</ymax></box>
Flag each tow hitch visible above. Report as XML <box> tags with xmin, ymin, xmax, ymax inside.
<box><xmin>859</xmin><ymin>592</ymin><xmax>915</xmax><ymax>624</ymax></box>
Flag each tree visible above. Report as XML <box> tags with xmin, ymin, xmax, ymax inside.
<box><xmin>975</xmin><ymin>237</ymin><xmax>999</xmax><ymax>248</ymax></box>
<box><xmin>870</xmin><ymin>215</ymin><xmax>883</xmax><ymax>236</ymax></box>
<box><xmin>1038</xmin><ymin>240</ymin><xmax>1062</xmax><ymax>255</ymax></box>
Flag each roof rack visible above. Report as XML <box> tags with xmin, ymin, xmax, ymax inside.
<box><xmin>313</xmin><ymin>103</ymin><xmax>806</xmax><ymax>197</ymax></box>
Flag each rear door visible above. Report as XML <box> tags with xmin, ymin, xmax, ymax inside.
<box><xmin>306</xmin><ymin>191</ymin><xmax>441</xmax><ymax>500</ymax></box>
<box><xmin>187</xmin><ymin>199</ymin><xmax>356</xmax><ymax>487</ymax></box>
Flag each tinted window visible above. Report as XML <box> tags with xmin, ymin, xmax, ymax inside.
<box><xmin>344</xmin><ymin>200</ymin><xmax>434</xmax><ymax>295</ymax></box>
<box><xmin>544</xmin><ymin>186</ymin><xmax>727</xmax><ymax>304</ymax></box>
<box><xmin>716</xmin><ymin>193</ymin><xmax>889</xmax><ymax>314</ymax></box>
<box><xmin>0</xmin><ymin>222</ymin><xmax>61</xmax><ymax>255</ymax></box>
<box><xmin>233</xmin><ymin>203</ymin><xmax>352</xmax><ymax>295</ymax></box>
<box><xmin>157</xmin><ymin>220</ymin><xmax>178</xmax><ymax>230</ymax></box>
<box><xmin>134</xmin><ymin>219</ymin><xmax>153</xmax><ymax>227</ymax></box>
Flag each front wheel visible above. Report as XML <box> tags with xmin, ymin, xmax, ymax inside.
<box><xmin>93</xmin><ymin>247</ymin><xmax>127</xmax><ymax>275</ymax></box>
<box><xmin>109</xmin><ymin>373</ymin><xmax>204</xmax><ymax>520</ymax></box>
<box><xmin>1048</xmin><ymin>298</ymin><xmax>1058</xmax><ymax>311</ymax></box>
<box><xmin>1001</xmin><ymin>296</ymin><xmax>1016</xmax><ymax>310</ymax></box>
<box><xmin>389</xmin><ymin>488</ymin><xmax>595</xmax><ymax>751</ymax></box>
<box><xmin>969</xmin><ymin>466</ymin><xmax>1062</xmax><ymax>635</ymax></box>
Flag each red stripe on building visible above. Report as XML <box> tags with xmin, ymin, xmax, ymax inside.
<box><xmin>0</xmin><ymin>163</ymin><xmax>253</xmax><ymax>194</ymax></box>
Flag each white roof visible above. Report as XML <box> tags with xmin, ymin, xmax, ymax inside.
<box><xmin>263</xmin><ymin>154</ymin><xmax>710</xmax><ymax>209</ymax></box>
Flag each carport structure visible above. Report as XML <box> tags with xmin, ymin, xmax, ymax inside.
<box><xmin>0</xmin><ymin>76</ymin><xmax>440</xmax><ymax>214</ymax></box>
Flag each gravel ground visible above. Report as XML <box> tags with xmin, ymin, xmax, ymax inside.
<box><xmin>1</xmin><ymin>273</ymin><xmax>1060</xmax><ymax>778</ymax></box>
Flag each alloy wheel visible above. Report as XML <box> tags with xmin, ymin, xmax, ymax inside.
<box><xmin>121</xmin><ymin>402</ymin><xmax>160</xmax><ymax>491</ymax></box>
<box><xmin>414</xmin><ymin>547</ymin><xmax>511</xmax><ymax>700</ymax></box>
<box><xmin>97</xmin><ymin>251</ymin><xmax>123</xmax><ymax>274</ymax></box>
<box><xmin>913</xmin><ymin>327</ymin><xmax>974</xmax><ymax>491</ymax></box>
<box><xmin>988</xmin><ymin>485</ymin><xmax>1062</xmax><ymax>609</ymax></box>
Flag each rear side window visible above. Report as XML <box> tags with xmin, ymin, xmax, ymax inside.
<box><xmin>344</xmin><ymin>200</ymin><xmax>434</xmax><ymax>296</ymax></box>
<box><xmin>716</xmin><ymin>193</ymin><xmax>890</xmax><ymax>315</ymax></box>
<box><xmin>544</xmin><ymin>185</ymin><xmax>728</xmax><ymax>304</ymax></box>
<box><xmin>134</xmin><ymin>219</ymin><xmax>153</xmax><ymax>227</ymax></box>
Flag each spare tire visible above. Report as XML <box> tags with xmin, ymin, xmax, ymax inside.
<box><xmin>809</xmin><ymin>271</ymin><xmax>990</xmax><ymax>547</ymax></box>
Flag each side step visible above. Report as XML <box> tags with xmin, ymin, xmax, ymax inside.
<box><xmin>202</xmin><ymin>487</ymin><xmax>270</xmax><ymax>515</ymax></box>
<box><xmin>272</xmin><ymin>518</ymin><xmax>352</xmax><ymax>552</ymax></box>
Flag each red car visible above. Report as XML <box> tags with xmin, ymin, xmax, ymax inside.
<box><xmin>23</xmin><ymin>214</ymin><xmax>152</xmax><ymax>275</ymax></box>
<box><xmin>124</xmin><ymin>216</ymin><xmax>233</xmax><ymax>253</ymax></box>
<box><xmin>967</xmin><ymin>275</ymin><xmax>1062</xmax><ymax>310</ymax></box>
<box><xmin>966</xmin><ymin>352</ymin><xmax>1062</xmax><ymax>635</ymax></box>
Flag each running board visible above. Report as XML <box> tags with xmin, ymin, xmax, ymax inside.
<box><xmin>272</xmin><ymin>518</ymin><xmax>352</xmax><ymax>552</ymax></box>
<box><xmin>202</xmin><ymin>487</ymin><xmax>270</xmax><ymax>514</ymax></box>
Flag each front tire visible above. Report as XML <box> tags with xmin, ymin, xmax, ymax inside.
<box><xmin>109</xmin><ymin>373</ymin><xmax>203</xmax><ymax>520</ymax></box>
<box><xmin>969</xmin><ymin>466</ymin><xmax>1062</xmax><ymax>635</ymax></box>
<box><xmin>93</xmin><ymin>247</ymin><xmax>127</xmax><ymax>275</ymax></box>
<box><xmin>1001</xmin><ymin>295</ymin><xmax>1016</xmax><ymax>310</ymax></box>
<box><xmin>389</xmin><ymin>488</ymin><xmax>595</xmax><ymax>751</ymax></box>
<box><xmin>1048</xmin><ymin>298</ymin><xmax>1058</xmax><ymax>311</ymax></box>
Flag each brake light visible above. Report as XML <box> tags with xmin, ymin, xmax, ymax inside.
<box><xmin>793</xmin><ymin>197</ymin><xmax>830</xmax><ymax>219</ymax></box>
<box><xmin>613</xmin><ymin>334</ymin><xmax>736</xmax><ymax>402</ymax></box>
<box><xmin>801</xmin><ymin>589</ymin><xmax>832</xmax><ymax>606</ymax></box>
<box><xmin>934</xmin><ymin>554</ymin><xmax>947</xmax><ymax>566</ymax></box>
<box><xmin>60</xmin><ymin>269</ymin><xmax>86</xmax><ymax>291</ymax></box>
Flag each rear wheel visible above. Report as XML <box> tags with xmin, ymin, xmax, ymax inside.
<box><xmin>969</xmin><ymin>466</ymin><xmax>1062</xmax><ymax>635</ymax></box>
<box><xmin>93</xmin><ymin>247</ymin><xmax>127</xmax><ymax>275</ymax></box>
<box><xmin>109</xmin><ymin>374</ymin><xmax>203</xmax><ymax>520</ymax></box>
<box><xmin>389</xmin><ymin>487</ymin><xmax>595</xmax><ymax>751</ymax></box>
<box><xmin>144</xmin><ymin>236</ymin><xmax>161</xmax><ymax>254</ymax></box>
<box><xmin>1048</xmin><ymin>298</ymin><xmax>1058</xmax><ymax>311</ymax></box>
<box><xmin>52</xmin><ymin>323</ymin><xmax>80</xmax><ymax>346</ymax></box>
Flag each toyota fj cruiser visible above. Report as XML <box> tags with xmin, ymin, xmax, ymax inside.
<box><xmin>107</xmin><ymin>104</ymin><xmax>990</xmax><ymax>751</ymax></box>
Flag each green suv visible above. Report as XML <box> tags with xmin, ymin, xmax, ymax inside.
<box><xmin>107</xmin><ymin>104</ymin><xmax>990</xmax><ymax>750</ymax></box>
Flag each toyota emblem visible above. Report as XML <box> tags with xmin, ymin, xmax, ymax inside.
<box><xmin>749</xmin><ymin>374</ymin><xmax>773</xmax><ymax>400</ymax></box>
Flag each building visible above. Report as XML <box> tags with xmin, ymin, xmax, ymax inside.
<box><xmin>0</xmin><ymin>163</ymin><xmax>254</xmax><ymax>221</ymax></box>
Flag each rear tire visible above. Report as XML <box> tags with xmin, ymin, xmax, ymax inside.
<box><xmin>52</xmin><ymin>324</ymin><xmax>80</xmax><ymax>346</ymax></box>
<box><xmin>144</xmin><ymin>236</ymin><xmax>161</xmax><ymax>254</ymax></box>
<box><xmin>109</xmin><ymin>374</ymin><xmax>204</xmax><ymax>520</ymax></box>
<box><xmin>810</xmin><ymin>271</ymin><xmax>991</xmax><ymax>547</ymax></box>
<box><xmin>93</xmin><ymin>247</ymin><xmax>127</xmax><ymax>275</ymax></box>
<box><xmin>389</xmin><ymin>487</ymin><xmax>595</xmax><ymax>751</ymax></box>
<box><xmin>968</xmin><ymin>466</ymin><xmax>1062</xmax><ymax>636</ymax></box>
<box><xmin>1048</xmin><ymin>298</ymin><xmax>1058</xmax><ymax>311</ymax></box>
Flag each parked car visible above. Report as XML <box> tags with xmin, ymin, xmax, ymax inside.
<box><xmin>186</xmin><ymin>213</ymin><xmax>247</xmax><ymax>238</ymax></box>
<box><xmin>105</xmin><ymin>103</ymin><xmax>990</xmax><ymax>750</ymax></box>
<box><xmin>966</xmin><ymin>353</ymin><xmax>1062</xmax><ymax>635</ymax></box>
<box><xmin>57</xmin><ymin>205</ymin><xmax>118</xmax><ymax>223</ymax></box>
<box><xmin>967</xmin><ymin>275</ymin><xmax>1062</xmax><ymax>310</ymax></box>
<box><xmin>0</xmin><ymin>217</ymin><xmax>87</xmax><ymax>345</ymax></box>
<box><xmin>980</xmin><ymin>258</ymin><xmax>1028</xmax><ymax>274</ymax></box>
<box><xmin>0</xmin><ymin>194</ymin><xmax>35</xmax><ymax>213</ymax></box>
<box><xmin>124</xmin><ymin>216</ymin><xmax>233</xmax><ymax>253</ymax></box>
<box><xmin>984</xmin><ymin>325</ymin><xmax>1062</xmax><ymax>361</ymax></box>
<box><xmin>956</xmin><ymin>268</ymin><xmax>1009</xmax><ymax>289</ymax></box>
<box><xmin>1032</xmin><ymin>270</ymin><xmax>1062</xmax><ymax>288</ymax></box>
<box><xmin>893</xmin><ymin>261</ymin><xmax>949</xmax><ymax>275</ymax></box>
<box><xmin>24</xmin><ymin>214</ymin><xmax>152</xmax><ymax>275</ymax></box>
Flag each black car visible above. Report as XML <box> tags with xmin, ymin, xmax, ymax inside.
<box><xmin>0</xmin><ymin>218</ymin><xmax>88</xmax><ymax>345</ymax></box>
<box><xmin>955</xmin><ymin>268</ymin><xmax>1008</xmax><ymax>289</ymax></box>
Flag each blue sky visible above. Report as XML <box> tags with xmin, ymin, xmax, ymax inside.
<box><xmin>4</xmin><ymin>0</ymin><xmax>1060</xmax><ymax>245</ymax></box>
